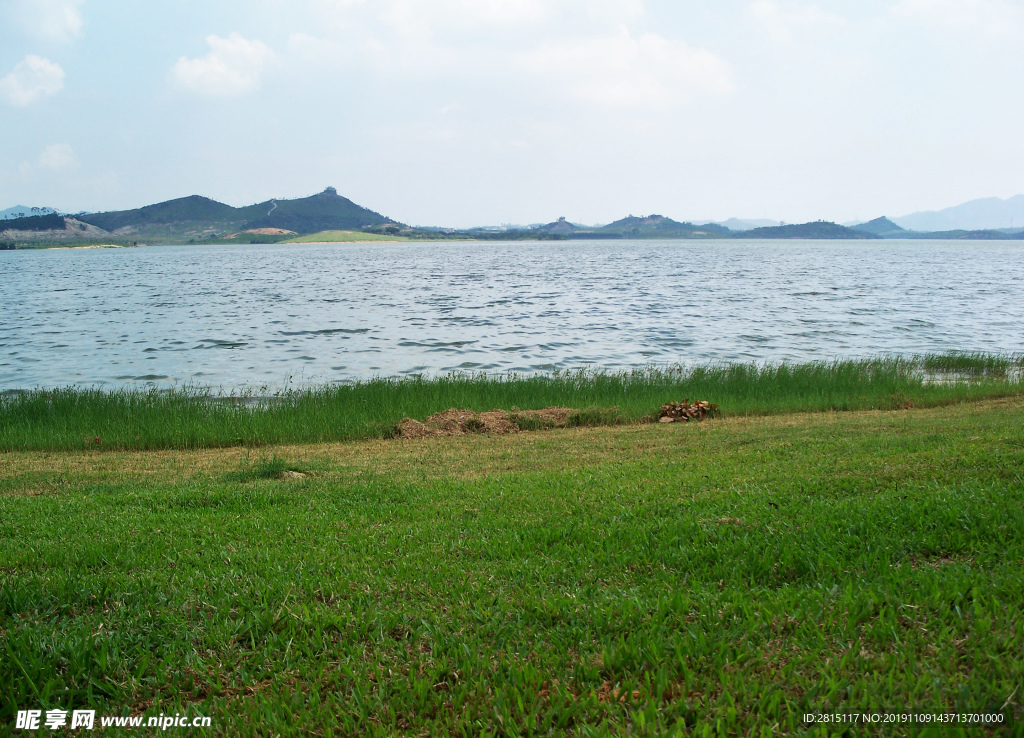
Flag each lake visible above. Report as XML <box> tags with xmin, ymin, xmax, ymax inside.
<box><xmin>1</xmin><ymin>239</ymin><xmax>1021</xmax><ymax>389</ymax></box>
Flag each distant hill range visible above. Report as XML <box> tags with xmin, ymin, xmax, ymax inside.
<box><xmin>890</xmin><ymin>195</ymin><xmax>1024</xmax><ymax>232</ymax></box>
<box><xmin>5</xmin><ymin>189</ymin><xmax>1024</xmax><ymax>247</ymax></box>
<box><xmin>528</xmin><ymin>215</ymin><xmax>729</xmax><ymax>239</ymax></box>
<box><xmin>1</xmin><ymin>205</ymin><xmax>58</xmax><ymax>220</ymax></box>
<box><xmin>711</xmin><ymin>218</ymin><xmax>781</xmax><ymax>231</ymax></box>
<box><xmin>74</xmin><ymin>187</ymin><xmax>393</xmax><ymax>240</ymax></box>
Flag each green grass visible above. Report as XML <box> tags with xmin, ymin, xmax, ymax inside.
<box><xmin>1</xmin><ymin>399</ymin><xmax>1023</xmax><ymax>735</ymax></box>
<box><xmin>2</xmin><ymin>355</ymin><xmax>1023</xmax><ymax>452</ymax></box>
<box><xmin>226</xmin><ymin>453</ymin><xmax>309</xmax><ymax>483</ymax></box>
<box><xmin>285</xmin><ymin>230</ymin><xmax>411</xmax><ymax>243</ymax></box>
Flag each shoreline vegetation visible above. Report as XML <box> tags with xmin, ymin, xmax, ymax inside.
<box><xmin>284</xmin><ymin>230</ymin><xmax>412</xmax><ymax>243</ymax></box>
<box><xmin>2</xmin><ymin>354</ymin><xmax>1022</xmax><ymax>452</ymax></box>
<box><xmin>3</xmin><ymin>375</ymin><xmax>1023</xmax><ymax>732</ymax></box>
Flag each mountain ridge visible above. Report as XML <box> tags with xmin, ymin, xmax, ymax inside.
<box><xmin>893</xmin><ymin>195</ymin><xmax>1024</xmax><ymax>232</ymax></box>
<box><xmin>76</xmin><ymin>188</ymin><xmax>393</xmax><ymax>239</ymax></box>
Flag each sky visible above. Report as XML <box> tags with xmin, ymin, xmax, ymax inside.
<box><xmin>1</xmin><ymin>0</ymin><xmax>1023</xmax><ymax>228</ymax></box>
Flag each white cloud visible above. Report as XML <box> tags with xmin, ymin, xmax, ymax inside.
<box><xmin>520</xmin><ymin>29</ymin><xmax>733</xmax><ymax>107</ymax></box>
<box><xmin>891</xmin><ymin>0</ymin><xmax>1022</xmax><ymax>36</ymax></box>
<box><xmin>289</xmin><ymin>1</ymin><xmax>724</xmax><ymax>108</ymax></box>
<box><xmin>170</xmin><ymin>33</ymin><xmax>275</xmax><ymax>97</ymax></box>
<box><xmin>381</xmin><ymin>0</ymin><xmax>549</xmax><ymax>32</ymax></box>
<box><xmin>18</xmin><ymin>143</ymin><xmax>79</xmax><ymax>178</ymax></box>
<box><xmin>0</xmin><ymin>55</ymin><xmax>66</xmax><ymax>107</ymax></box>
<box><xmin>586</xmin><ymin>0</ymin><xmax>645</xmax><ymax>26</ymax></box>
<box><xmin>13</xmin><ymin>0</ymin><xmax>84</xmax><ymax>43</ymax></box>
<box><xmin>38</xmin><ymin>143</ymin><xmax>79</xmax><ymax>170</ymax></box>
<box><xmin>748</xmin><ymin>0</ymin><xmax>847</xmax><ymax>43</ymax></box>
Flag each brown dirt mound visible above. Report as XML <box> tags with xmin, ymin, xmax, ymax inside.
<box><xmin>396</xmin><ymin>407</ymin><xmax>576</xmax><ymax>439</ymax></box>
<box><xmin>658</xmin><ymin>399</ymin><xmax>718</xmax><ymax>423</ymax></box>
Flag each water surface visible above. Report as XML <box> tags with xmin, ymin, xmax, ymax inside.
<box><xmin>1</xmin><ymin>239</ymin><xmax>1021</xmax><ymax>389</ymax></box>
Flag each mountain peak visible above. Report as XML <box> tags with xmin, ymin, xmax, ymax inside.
<box><xmin>850</xmin><ymin>216</ymin><xmax>905</xmax><ymax>236</ymax></box>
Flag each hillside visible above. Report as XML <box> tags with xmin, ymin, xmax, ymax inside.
<box><xmin>78</xmin><ymin>196</ymin><xmax>241</xmax><ymax>233</ymax></box>
<box><xmin>895</xmin><ymin>229</ymin><xmax>1024</xmax><ymax>241</ymax></box>
<box><xmin>75</xmin><ymin>188</ymin><xmax>394</xmax><ymax>241</ymax></box>
<box><xmin>600</xmin><ymin>214</ymin><xmax>729</xmax><ymax>238</ymax></box>
<box><xmin>740</xmin><ymin>221</ymin><xmax>878</xmax><ymax>239</ymax></box>
<box><xmin>242</xmin><ymin>188</ymin><xmax>392</xmax><ymax>233</ymax></box>
<box><xmin>850</xmin><ymin>216</ymin><xmax>905</xmax><ymax>237</ymax></box>
<box><xmin>533</xmin><ymin>217</ymin><xmax>584</xmax><ymax>234</ymax></box>
<box><xmin>0</xmin><ymin>214</ymin><xmax>113</xmax><ymax>245</ymax></box>
<box><xmin>0</xmin><ymin>213</ymin><xmax>66</xmax><ymax>232</ymax></box>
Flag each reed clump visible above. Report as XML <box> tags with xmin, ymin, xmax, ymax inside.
<box><xmin>1</xmin><ymin>353</ymin><xmax>1021</xmax><ymax>452</ymax></box>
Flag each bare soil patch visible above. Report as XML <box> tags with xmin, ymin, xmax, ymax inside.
<box><xmin>397</xmin><ymin>407</ymin><xmax>576</xmax><ymax>439</ymax></box>
<box><xmin>225</xmin><ymin>228</ymin><xmax>298</xmax><ymax>238</ymax></box>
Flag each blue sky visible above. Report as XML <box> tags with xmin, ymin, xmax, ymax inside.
<box><xmin>2</xmin><ymin>0</ymin><xmax>1022</xmax><ymax>227</ymax></box>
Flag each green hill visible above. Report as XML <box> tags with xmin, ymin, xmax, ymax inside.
<box><xmin>78</xmin><ymin>196</ymin><xmax>239</xmax><ymax>232</ymax></box>
<box><xmin>600</xmin><ymin>214</ymin><xmax>729</xmax><ymax>238</ymax></box>
<box><xmin>741</xmin><ymin>221</ymin><xmax>878</xmax><ymax>239</ymax></box>
<box><xmin>527</xmin><ymin>214</ymin><xmax>730</xmax><ymax>239</ymax></box>
<box><xmin>534</xmin><ymin>217</ymin><xmax>583</xmax><ymax>234</ymax></box>
<box><xmin>0</xmin><ymin>213</ymin><xmax>66</xmax><ymax>232</ymax></box>
<box><xmin>241</xmin><ymin>187</ymin><xmax>391</xmax><ymax>233</ymax></box>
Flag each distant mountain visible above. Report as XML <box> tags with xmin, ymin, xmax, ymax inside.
<box><xmin>741</xmin><ymin>221</ymin><xmax>878</xmax><ymax>239</ymax></box>
<box><xmin>850</xmin><ymin>216</ymin><xmax>905</xmax><ymax>237</ymax></box>
<box><xmin>893</xmin><ymin>195</ymin><xmax>1024</xmax><ymax>232</ymax></box>
<box><xmin>533</xmin><ymin>217</ymin><xmax>584</xmax><ymax>234</ymax></box>
<box><xmin>713</xmin><ymin>218</ymin><xmax>781</xmax><ymax>231</ymax></box>
<box><xmin>527</xmin><ymin>214</ymin><xmax>729</xmax><ymax>239</ymax></box>
<box><xmin>1</xmin><ymin>205</ymin><xmax>57</xmax><ymax>221</ymax></box>
<box><xmin>76</xmin><ymin>187</ymin><xmax>393</xmax><ymax>240</ymax></box>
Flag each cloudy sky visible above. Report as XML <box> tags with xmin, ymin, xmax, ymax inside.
<box><xmin>1</xmin><ymin>0</ymin><xmax>1022</xmax><ymax>226</ymax></box>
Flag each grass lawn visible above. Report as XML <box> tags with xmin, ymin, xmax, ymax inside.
<box><xmin>2</xmin><ymin>396</ymin><xmax>1023</xmax><ymax>735</ymax></box>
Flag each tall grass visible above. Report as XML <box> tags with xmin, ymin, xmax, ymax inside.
<box><xmin>2</xmin><ymin>354</ymin><xmax>1022</xmax><ymax>452</ymax></box>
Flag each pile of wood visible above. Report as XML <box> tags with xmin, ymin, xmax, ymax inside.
<box><xmin>658</xmin><ymin>399</ymin><xmax>718</xmax><ymax>423</ymax></box>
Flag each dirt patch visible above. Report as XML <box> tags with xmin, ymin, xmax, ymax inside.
<box><xmin>396</xmin><ymin>407</ymin><xmax>576</xmax><ymax>439</ymax></box>
<box><xmin>225</xmin><ymin>228</ymin><xmax>298</xmax><ymax>238</ymax></box>
<box><xmin>245</xmin><ymin>228</ymin><xmax>296</xmax><ymax>236</ymax></box>
<box><xmin>658</xmin><ymin>399</ymin><xmax>718</xmax><ymax>423</ymax></box>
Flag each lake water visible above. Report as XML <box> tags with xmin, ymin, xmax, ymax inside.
<box><xmin>1</xmin><ymin>240</ymin><xmax>1021</xmax><ymax>389</ymax></box>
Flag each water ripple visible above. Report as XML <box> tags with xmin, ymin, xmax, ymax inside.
<box><xmin>0</xmin><ymin>239</ymin><xmax>1022</xmax><ymax>388</ymax></box>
